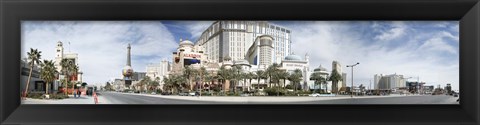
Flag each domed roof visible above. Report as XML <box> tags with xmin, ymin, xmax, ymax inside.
<box><xmin>314</xmin><ymin>65</ymin><xmax>327</xmax><ymax>72</ymax></box>
<box><xmin>222</xmin><ymin>61</ymin><xmax>233</xmax><ymax>66</ymax></box>
<box><xmin>123</xmin><ymin>66</ymin><xmax>133</xmax><ymax>70</ymax></box>
<box><xmin>179</xmin><ymin>40</ymin><xmax>194</xmax><ymax>46</ymax></box>
<box><xmin>234</xmin><ymin>59</ymin><xmax>250</xmax><ymax>65</ymax></box>
<box><xmin>57</xmin><ymin>41</ymin><xmax>63</xmax><ymax>46</ymax></box>
<box><xmin>284</xmin><ymin>54</ymin><xmax>303</xmax><ymax>61</ymax></box>
<box><xmin>122</xmin><ymin>66</ymin><xmax>133</xmax><ymax>77</ymax></box>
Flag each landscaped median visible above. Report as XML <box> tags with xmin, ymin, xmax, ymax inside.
<box><xmin>109</xmin><ymin>92</ymin><xmax>425</xmax><ymax>103</ymax></box>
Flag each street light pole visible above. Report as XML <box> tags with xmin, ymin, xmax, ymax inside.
<box><xmin>346</xmin><ymin>62</ymin><xmax>359</xmax><ymax>98</ymax></box>
<box><xmin>417</xmin><ymin>76</ymin><xmax>420</xmax><ymax>95</ymax></box>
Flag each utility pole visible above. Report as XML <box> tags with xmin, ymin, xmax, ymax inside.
<box><xmin>417</xmin><ymin>76</ymin><xmax>420</xmax><ymax>95</ymax></box>
<box><xmin>68</xmin><ymin>41</ymin><xmax>71</xmax><ymax>53</ymax></box>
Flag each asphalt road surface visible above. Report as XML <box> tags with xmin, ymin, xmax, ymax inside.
<box><xmin>99</xmin><ymin>92</ymin><xmax>234</xmax><ymax>104</ymax></box>
<box><xmin>98</xmin><ymin>92</ymin><xmax>459</xmax><ymax>104</ymax></box>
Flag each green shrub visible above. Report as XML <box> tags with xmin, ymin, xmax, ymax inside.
<box><xmin>27</xmin><ymin>93</ymin><xmax>44</xmax><ymax>99</ymax></box>
<box><xmin>123</xmin><ymin>89</ymin><xmax>132</xmax><ymax>93</ymax></box>
<box><xmin>296</xmin><ymin>90</ymin><xmax>312</xmax><ymax>94</ymax></box>
<box><xmin>285</xmin><ymin>91</ymin><xmax>297</xmax><ymax>96</ymax></box>
<box><xmin>211</xmin><ymin>86</ymin><xmax>221</xmax><ymax>92</ymax></box>
<box><xmin>201</xmin><ymin>91</ymin><xmax>213</xmax><ymax>96</ymax></box>
<box><xmin>49</xmin><ymin>94</ymin><xmax>69</xmax><ymax>99</ymax></box>
<box><xmin>217</xmin><ymin>92</ymin><xmax>226</xmax><ymax>96</ymax></box>
<box><xmin>285</xmin><ymin>85</ymin><xmax>293</xmax><ymax>89</ymax></box>
<box><xmin>264</xmin><ymin>87</ymin><xmax>287</xmax><ymax>96</ymax></box>
<box><xmin>27</xmin><ymin>93</ymin><xmax>69</xmax><ymax>99</ymax></box>
<box><xmin>226</xmin><ymin>92</ymin><xmax>235</xmax><ymax>96</ymax></box>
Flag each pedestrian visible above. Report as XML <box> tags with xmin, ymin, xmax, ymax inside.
<box><xmin>78</xmin><ymin>88</ymin><xmax>81</xmax><ymax>97</ymax></box>
<box><xmin>74</xmin><ymin>89</ymin><xmax>77</xmax><ymax>98</ymax></box>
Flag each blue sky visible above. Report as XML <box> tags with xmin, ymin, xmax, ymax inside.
<box><xmin>22</xmin><ymin>21</ymin><xmax>459</xmax><ymax>90</ymax></box>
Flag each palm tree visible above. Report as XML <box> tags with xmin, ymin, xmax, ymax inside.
<box><xmin>191</xmin><ymin>69</ymin><xmax>200</xmax><ymax>91</ymax></box>
<box><xmin>261</xmin><ymin>71</ymin><xmax>269</xmax><ymax>90</ymax></box>
<box><xmin>174</xmin><ymin>74</ymin><xmax>188</xmax><ymax>92</ymax></box>
<box><xmin>60</xmin><ymin>59</ymin><xmax>73</xmax><ymax>95</ymax></box>
<box><xmin>329</xmin><ymin>69</ymin><xmax>343</xmax><ymax>94</ymax></box>
<box><xmin>310</xmin><ymin>72</ymin><xmax>326</xmax><ymax>93</ymax></box>
<box><xmin>150</xmin><ymin>77</ymin><xmax>160</xmax><ymax>92</ymax></box>
<box><xmin>136</xmin><ymin>81</ymin><xmax>144</xmax><ymax>93</ymax></box>
<box><xmin>23</xmin><ymin>48</ymin><xmax>42</xmax><ymax>98</ymax></box>
<box><xmin>247</xmin><ymin>72</ymin><xmax>255</xmax><ymax>92</ymax></box>
<box><xmin>217</xmin><ymin>66</ymin><xmax>229</xmax><ymax>92</ymax></box>
<box><xmin>269</xmin><ymin>70</ymin><xmax>288</xmax><ymax>96</ymax></box>
<box><xmin>199</xmin><ymin>67</ymin><xmax>208</xmax><ymax>95</ymax></box>
<box><xmin>59</xmin><ymin>58</ymin><xmax>79</xmax><ymax>95</ymax></box>
<box><xmin>70</xmin><ymin>64</ymin><xmax>79</xmax><ymax>95</ymax></box>
<box><xmin>39</xmin><ymin>60</ymin><xmax>57</xmax><ymax>95</ymax></box>
<box><xmin>266</xmin><ymin>65</ymin><xmax>281</xmax><ymax>96</ymax></box>
<box><xmin>141</xmin><ymin>76</ymin><xmax>152</xmax><ymax>93</ymax></box>
<box><xmin>204</xmin><ymin>74</ymin><xmax>213</xmax><ymax>93</ymax></box>
<box><xmin>266</xmin><ymin>63</ymin><xmax>280</xmax><ymax>88</ymax></box>
<box><xmin>162</xmin><ymin>76</ymin><xmax>171</xmax><ymax>92</ymax></box>
<box><xmin>278</xmin><ymin>70</ymin><xmax>290</xmax><ymax>88</ymax></box>
<box><xmin>233</xmin><ymin>65</ymin><xmax>244</xmax><ymax>93</ymax></box>
<box><xmin>163</xmin><ymin>75</ymin><xmax>178</xmax><ymax>94</ymax></box>
<box><xmin>240</xmin><ymin>72</ymin><xmax>248</xmax><ymax>92</ymax></box>
<box><xmin>288</xmin><ymin>69</ymin><xmax>303</xmax><ymax>94</ymax></box>
<box><xmin>254</xmin><ymin>70</ymin><xmax>265</xmax><ymax>90</ymax></box>
<box><xmin>183</xmin><ymin>66</ymin><xmax>193</xmax><ymax>91</ymax></box>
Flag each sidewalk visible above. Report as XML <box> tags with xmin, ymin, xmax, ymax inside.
<box><xmin>22</xmin><ymin>94</ymin><xmax>111</xmax><ymax>104</ymax></box>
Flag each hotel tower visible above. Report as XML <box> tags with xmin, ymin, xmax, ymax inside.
<box><xmin>195</xmin><ymin>21</ymin><xmax>292</xmax><ymax>64</ymax></box>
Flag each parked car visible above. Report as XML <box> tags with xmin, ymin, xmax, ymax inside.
<box><xmin>309</xmin><ymin>93</ymin><xmax>321</xmax><ymax>97</ymax></box>
<box><xmin>189</xmin><ymin>92</ymin><xmax>196</xmax><ymax>96</ymax></box>
<box><xmin>179</xmin><ymin>92</ymin><xmax>189</xmax><ymax>96</ymax></box>
<box><xmin>454</xmin><ymin>94</ymin><xmax>459</xmax><ymax>97</ymax></box>
<box><xmin>161</xmin><ymin>92</ymin><xmax>172</xmax><ymax>95</ymax></box>
<box><xmin>151</xmin><ymin>92</ymin><xmax>157</xmax><ymax>95</ymax></box>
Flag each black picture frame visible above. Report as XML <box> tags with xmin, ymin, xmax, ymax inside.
<box><xmin>1</xmin><ymin>0</ymin><xmax>479</xmax><ymax>125</ymax></box>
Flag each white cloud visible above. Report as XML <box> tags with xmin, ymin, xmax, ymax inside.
<box><xmin>285</xmin><ymin>21</ymin><xmax>459</xmax><ymax>90</ymax></box>
<box><xmin>22</xmin><ymin>21</ymin><xmax>177</xmax><ymax>86</ymax></box>
<box><xmin>177</xmin><ymin>21</ymin><xmax>214</xmax><ymax>40</ymax></box>
<box><xmin>373</xmin><ymin>22</ymin><xmax>406</xmax><ymax>41</ymax></box>
<box><xmin>419</xmin><ymin>37</ymin><xmax>457</xmax><ymax>54</ymax></box>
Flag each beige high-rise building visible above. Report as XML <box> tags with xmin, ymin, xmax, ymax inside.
<box><xmin>146</xmin><ymin>59</ymin><xmax>171</xmax><ymax>79</ymax></box>
<box><xmin>195</xmin><ymin>21</ymin><xmax>291</xmax><ymax>64</ymax></box>
<box><xmin>332</xmin><ymin>61</ymin><xmax>344</xmax><ymax>92</ymax></box>
<box><xmin>374</xmin><ymin>74</ymin><xmax>407</xmax><ymax>90</ymax></box>
<box><xmin>246</xmin><ymin>35</ymin><xmax>274</xmax><ymax>70</ymax></box>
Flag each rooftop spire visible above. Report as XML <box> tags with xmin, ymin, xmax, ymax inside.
<box><xmin>127</xmin><ymin>43</ymin><xmax>131</xmax><ymax>66</ymax></box>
